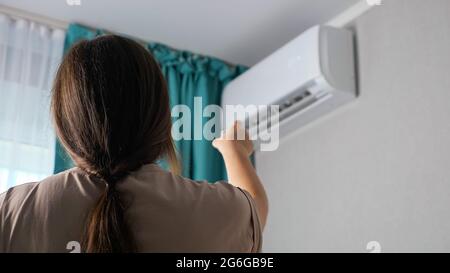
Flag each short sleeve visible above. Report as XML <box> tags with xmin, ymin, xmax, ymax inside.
<box><xmin>236</xmin><ymin>187</ymin><xmax>263</xmax><ymax>252</ymax></box>
<box><xmin>197</xmin><ymin>181</ymin><xmax>263</xmax><ymax>252</ymax></box>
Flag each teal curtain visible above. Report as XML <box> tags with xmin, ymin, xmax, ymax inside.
<box><xmin>54</xmin><ymin>23</ymin><xmax>247</xmax><ymax>182</ymax></box>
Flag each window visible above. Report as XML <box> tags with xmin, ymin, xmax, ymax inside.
<box><xmin>0</xmin><ymin>14</ymin><xmax>65</xmax><ymax>193</ymax></box>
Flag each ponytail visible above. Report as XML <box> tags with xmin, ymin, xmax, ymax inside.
<box><xmin>82</xmin><ymin>173</ymin><xmax>134</xmax><ymax>252</ymax></box>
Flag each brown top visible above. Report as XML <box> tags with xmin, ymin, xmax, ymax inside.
<box><xmin>0</xmin><ymin>164</ymin><xmax>262</xmax><ymax>253</ymax></box>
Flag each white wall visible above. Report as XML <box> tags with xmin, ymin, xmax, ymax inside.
<box><xmin>256</xmin><ymin>0</ymin><xmax>450</xmax><ymax>252</ymax></box>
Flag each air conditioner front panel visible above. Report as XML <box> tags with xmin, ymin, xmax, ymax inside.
<box><xmin>222</xmin><ymin>26</ymin><xmax>323</xmax><ymax>107</ymax></box>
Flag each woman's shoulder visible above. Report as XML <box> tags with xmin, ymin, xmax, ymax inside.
<box><xmin>133</xmin><ymin>163</ymin><xmax>257</xmax><ymax>226</ymax></box>
<box><xmin>0</xmin><ymin>167</ymin><xmax>98</xmax><ymax>212</ymax></box>
<box><xmin>0</xmin><ymin>181</ymin><xmax>38</xmax><ymax>211</ymax></box>
<box><xmin>0</xmin><ymin>169</ymin><xmax>68</xmax><ymax>204</ymax></box>
<box><xmin>134</xmin><ymin>163</ymin><xmax>246</xmax><ymax>204</ymax></box>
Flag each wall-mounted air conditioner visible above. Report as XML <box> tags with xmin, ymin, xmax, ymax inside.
<box><xmin>221</xmin><ymin>25</ymin><xmax>356</xmax><ymax>142</ymax></box>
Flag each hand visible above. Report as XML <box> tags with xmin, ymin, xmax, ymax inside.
<box><xmin>212</xmin><ymin>121</ymin><xmax>254</xmax><ymax>157</ymax></box>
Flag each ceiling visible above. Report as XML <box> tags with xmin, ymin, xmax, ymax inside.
<box><xmin>0</xmin><ymin>0</ymin><xmax>358</xmax><ymax>66</ymax></box>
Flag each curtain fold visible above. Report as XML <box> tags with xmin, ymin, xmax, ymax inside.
<box><xmin>54</xmin><ymin>23</ymin><xmax>247</xmax><ymax>182</ymax></box>
<box><xmin>0</xmin><ymin>13</ymin><xmax>65</xmax><ymax>192</ymax></box>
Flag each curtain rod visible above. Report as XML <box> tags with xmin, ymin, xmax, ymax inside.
<box><xmin>0</xmin><ymin>4</ymin><xmax>68</xmax><ymax>30</ymax></box>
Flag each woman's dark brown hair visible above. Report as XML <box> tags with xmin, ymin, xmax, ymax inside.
<box><xmin>51</xmin><ymin>35</ymin><xmax>179</xmax><ymax>252</ymax></box>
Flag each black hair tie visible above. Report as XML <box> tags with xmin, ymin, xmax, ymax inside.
<box><xmin>105</xmin><ymin>182</ymin><xmax>117</xmax><ymax>197</ymax></box>
<box><xmin>101</xmin><ymin>171</ymin><xmax>125</xmax><ymax>198</ymax></box>
<box><xmin>94</xmin><ymin>167</ymin><xmax>128</xmax><ymax>198</ymax></box>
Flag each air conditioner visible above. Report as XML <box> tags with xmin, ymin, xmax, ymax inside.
<box><xmin>221</xmin><ymin>25</ymin><xmax>356</xmax><ymax>143</ymax></box>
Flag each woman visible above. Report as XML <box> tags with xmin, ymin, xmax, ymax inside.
<box><xmin>0</xmin><ymin>35</ymin><xmax>268</xmax><ymax>253</ymax></box>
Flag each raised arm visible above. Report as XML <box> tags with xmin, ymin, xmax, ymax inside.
<box><xmin>212</xmin><ymin>122</ymin><xmax>269</xmax><ymax>229</ymax></box>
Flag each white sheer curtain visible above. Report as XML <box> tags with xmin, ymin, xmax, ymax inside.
<box><xmin>0</xmin><ymin>13</ymin><xmax>65</xmax><ymax>193</ymax></box>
